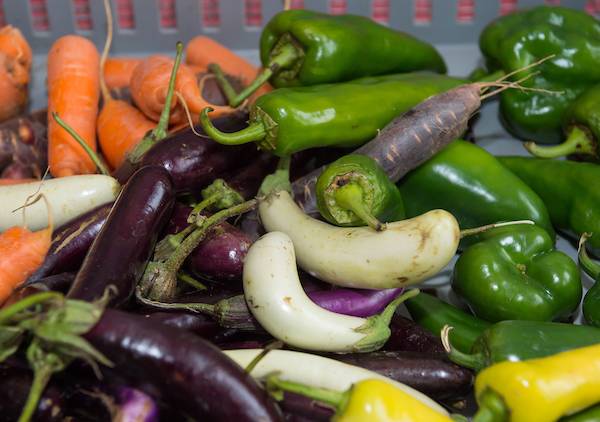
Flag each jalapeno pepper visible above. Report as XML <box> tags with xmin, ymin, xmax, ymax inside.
<box><xmin>212</xmin><ymin>9</ymin><xmax>446</xmax><ymax>107</ymax></box>
<box><xmin>266</xmin><ymin>376</ymin><xmax>452</xmax><ymax>422</ymax></box>
<box><xmin>445</xmin><ymin>320</ymin><xmax>600</xmax><ymax>372</ymax></box>
<box><xmin>405</xmin><ymin>292</ymin><xmax>490</xmax><ymax>354</ymax></box>
<box><xmin>397</xmin><ymin>140</ymin><xmax>555</xmax><ymax>241</ymax></box>
<box><xmin>525</xmin><ymin>84</ymin><xmax>600</xmax><ymax>160</ymax></box>
<box><xmin>199</xmin><ymin>73</ymin><xmax>463</xmax><ymax>157</ymax></box>
<box><xmin>499</xmin><ymin>156</ymin><xmax>600</xmax><ymax>250</ymax></box>
<box><xmin>473</xmin><ymin>343</ymin><xmax>600</xmax><ymax>422</ymax></box>
<box><xmin>453</xmin><ymin>224</ymin><xmax>581</xmax><ymax>322</ymax></box>
<box><xmin>315</xmin><ymin>154</ymin><xmax>404</xmax><ymax>231</ymax></box>
<box><xmin>480</xmin><ymin>6</ymin><xmax>600</xmax><ymax>144</ymax></box>
<box><xmin>578</xmin><ymin>234</ymin><xmax>600</xmax><ymax>327</ymax></box>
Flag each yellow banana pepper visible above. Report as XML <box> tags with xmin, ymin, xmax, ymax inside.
<box><xmin>336</xmin><ymin>379</ymin><xmax>452</xmax><ymax>422</ymax></box>
<box><xmin>474</xmin><ymin>343</ymin><xmax>600</xmax><ymax>422</ymax></box>
<box><xmin>266</xmin><ymin>375</ymin><xmax>451</xmax><ymax>422</ymax></box>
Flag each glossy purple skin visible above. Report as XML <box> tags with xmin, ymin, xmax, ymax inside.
<box><xmin>333</xmin><ymin>351</ymin><xmax>473</xmax><ymax>400</ymax></box>
<box><xmin>141</xmin><ymin>312</ymin><xmax>220</xmax><ymax>339</ymax></box>
<box><xmin>26</xmin><ymin>272</ymin><xmax>75</xmax><ymax>293</ymax></box>
<box><xmin>383</xmin><ymin>314</ymin><xmax>446</xmax><ymax>355</ymax></box>
<box><xmin>307</xmin><ymin>287</ymin><xmax>403</xmax><ymax>317</ymax></box>
<box><xmin>84</xmin><ymin>309</ymin><xmax>282</xmax><ymax>422</ymax></box>
<box><xmin>26</xmin><ymin>203</ymin><xmax>112</xmax><ymax>284</ymax></box>
<box><xmin>117</xmin><ymin>387</ymin><xmax>159</xmax><ymax>422</ymax></box>
<box><xmin>113</xmin><ymin>114</ymin><xmax>259</xmax><ymax>193</ymax></box>
<box><xmin>225</xmin><ymin>152</ymin><xmax>277</xmax><ymax>200</ymax></box>
<box><xmin>67</xmin><ymin>166</ymin><xmax>175</xmax><ymax>307</ymax></box>
<box><xmin>280</xmin><ymin>392</ymin><xmax>333</xmax><ymax>422</ymax></box>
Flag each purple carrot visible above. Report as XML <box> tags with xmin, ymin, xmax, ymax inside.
<box><xmin>307</xmin><ymin>287</ymin><xmax>404</xmax><ymax>317</ymax></box>
<box><xmin>292</xmin><ymin>84</ymin><xmax>483</xmax><ymax>215</ymax></box>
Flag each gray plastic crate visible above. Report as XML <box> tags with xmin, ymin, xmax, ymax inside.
<box><xmin>4</xmin><ymin>0</ymin><xmax>595</xmax><ymax>317</ymax></box>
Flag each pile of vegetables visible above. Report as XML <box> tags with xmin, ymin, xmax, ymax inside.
<box><xmin>3</xmin><ymin>1</ymin><xmax>600</xmax><ymax>421</ymax></box>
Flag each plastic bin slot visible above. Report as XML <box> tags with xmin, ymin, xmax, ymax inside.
<box><xmin>72</xmin><ymin>0</ymin><xmax>93</xmax><ymax>31</ymax></box>
<box><xmin>29</xmin><ymin>0</ymin><xmax>50</xmax><ymax>32</ymax></box>
<box><xmin>159</xmin><ymin>0</ymin><xmax>177</xmax><ymax>29</ymax></box>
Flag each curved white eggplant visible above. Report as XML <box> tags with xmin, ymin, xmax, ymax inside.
<box><xmin>258</xmin><ymin>190</ymin><xmax>459</xmax><ymax>289</ymax></box>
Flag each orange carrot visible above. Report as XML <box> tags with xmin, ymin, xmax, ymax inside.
<box><xmin>0</xmin><ymin>198</ymin><xmax>52</xmax><ymax>304</ymax></box>
<box><xmin>47</xmin><ymin>35</ymin><xmax>100</xmax><ymax>177</ymax></box>
<box><xmin>97</xmin><ymin>0</ymin><xmax>154</xmax><ymax>169</ymax></box>
<box><xmin>0</xmin><ymin>178</ymin><xmax>37</xmax><ymax>185</ymax></box>
<box><xmin>0</xmin><ymin>25</ymin><xmax>32</xmax><ymax>122</ymax></box>
<box><xmin>104</xmin><ymin>56</ymin><xmax>142</xmax><ymax>89</ymax></box>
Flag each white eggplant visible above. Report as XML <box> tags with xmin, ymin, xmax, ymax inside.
<box><xmin>224</xmin><ymin>349</ymin><xmax>448</xmax><ymax>415</ymax></box>
<box><xmin>243</xmin><ymin>231</ymin><xmax>417</xmax><ymax>353</ymax></box>
<box><xmin>258</xmin><ymin>190</ymin><xmax>459</xmax><ymax>289</ymax></box>
<box><xmin>0</xmin><ymin>175</ymin><xmax>119</xmax><ymax>231</ymax></box>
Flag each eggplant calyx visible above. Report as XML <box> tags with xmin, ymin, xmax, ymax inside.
<box><xmin>353</xmin><ymin>289</ymin><xmax>419</xmax><ymax>353</ymax></box>
<box><xmin>259</xmin><ymin>156</ymin><xmax>291</xmax><ymax>197</ymax></box>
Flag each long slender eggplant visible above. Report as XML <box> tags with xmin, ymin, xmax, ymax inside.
<box><xmin>384</xmin><ymin>314</ymin><xmax>446</xmax><ymax>355</ymax></box>
<box><xmin>280</xmin><ymin>392</ymin><xmax>333</xmax><ymax>422</ymax></box>
<box><xmin>113</xmin><ymin>114</ymin><xmax>260</xmax><ymax>193</ymax></box>
<box><xmin>226</xmin><ymin>151</ymin><xmax>278</xmax><ymax>200</ymax></box>
<box><xmin>83</xmin><ymin>309</ymin><xmax>282</xmax><ymax>421</ymax></box>
<box><xmin>332</xmin><ymin>351</ymin><xmax>473</xmax><ymax>400</ymax></box>
<box><xmin>140</xmin><ymin>312</ymin><xmax>221</xmax><ymax>338</ymax></box>
<box><xmin>0</xmin><ymin>109</ymin><xmax>47</xmax><ymax>179</ymax></box>
<box><xmin>25</xmin><ymin>203</ymin><xmax>112</xmax><ymax>284</ymax></box>
<box><xmin>67</xmin><ymin>166</ymin><xmax>175</xmax><ymax>307</ymax></box>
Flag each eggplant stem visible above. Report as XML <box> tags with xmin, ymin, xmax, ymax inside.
<box><xmin>127</xmin><ymin>41</ymin><xmax>184</xmax><ymax>164</ymax></box>
<box><xmin>200</xmin><ymin>107</ymin><xmax>266</xmax><ymax>145</ymax></box>
<box><xmin>17</xmin><ymin>361</ymin><xmax>54</xmax><ymax>422</ymax></box>
<box><xmin>0</xmin><ymin>291</ymin><xmax>62</xmax><ymax>325</ymax></box>
<box><xmin>52</xmin><ymin>113</ymin><xmax>111</xmax><ymax>176</ymax></box>
<box><xmin>333</xmin><ymin>183</ymin><xmax>385</xmax><ymax>231</ymax></box>
<box><xmin>188</xmin><ymin>193</ymin><xmax>221</xmax><ymax>223</ymax></box>
<box><xmin>136</xmin><ymin>293</ymin><xmax>217</xmax><ymax>317</ymax></box>
<box><xmin>244</xmin><ymin>341</ymin><xmax>284</xmax><ymax>374</ymax></box>
<box><xmin>459</xmin><ymin>220</ymin><xmax>534</xmax><ymax>239</ymax></box>
<box><xmin>524</xmin><ymin>126</ymin><xmax>596</xmax><ymax>159</ymax></box>
<box><xmin>177</xmin><ymin>271</ymin><xmax>207</xmax><ymax>291</ymax></box>
<box><xmin>578</xmin><ymin>233</ymin><xmax>600</xmax><ymax>280</ymax></box>
<box><xmin>265</xmin><ymin>374</ymin><xmax>345</xmax><ymax>411</ymax></box>
<box><xmin>472</xmin><ymin>389</ymin><xmax>509</xmax><ymax>422</ymax></box>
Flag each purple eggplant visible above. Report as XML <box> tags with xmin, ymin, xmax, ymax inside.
<box><xmin>25</xmin><ymin>203</ymin><xmax>112</xmax><ymax>285</ymax></box>
<box><xmin>383</xmin><ymin>314</ymin><xmax>446</xmax><ymax>355</ymax></box>
<box><xmin>113</xmin><ymin>114</ymin><xmax>259</xmax><ymax>193</ymax></box>
<box><xmin>225</xmin><ymin>151</ymin><xmax>278</xmax><ymax>200</ymax></box>
<box><xmin>280</xmin><ymin>392</ymin><xmax>334</xmax><ymax>422</ymax></box>
<box><xmin>140</xmin><ymin>311</ymin><xmax>220</xmax><ymax>338</ymax></box>
<box><xmin>307</xmin><ymin>288</ymin><xmax>403</xmax><ymax>318</ymax></box>
<box><xmin>67</xmin><ymin>166</ymin><xmax>174</xmax><ymax>307</ymax></box>
<box><xmin>333</xmin><ymin>351</ymin><xmax>473</xmax><ymax>400</ymax></box>
<box><xmin>84</xmin><ymin>309</ymin><xmax>282</xmax><ymax>421</ymax></box>
<box><xmin>27</xmin><ymin>272</ymin><xmax>75</xmax><ymax>293</ymax></box>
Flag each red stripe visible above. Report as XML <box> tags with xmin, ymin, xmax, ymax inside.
<box><xmin>414</xmin><ymin>0</ymin><xmax>432</xmax><ymax>25</ymax></box>
<box><xmin>159</xmin><ymin>0</ymin><xmax>177</xmax><ymax>28</ymax></box>
<box><xmin>117</xmin><ymin>0</ymin><xmax>135</xmax><ymax>29</ymax></box>
<box><xmin>245</xmin><ymin>0</ymin><xmax>262</xmax><ymax>27</ymax></box>
<box><xmin>329</xmin><ymin>0</ymin><xmax>347</xmax><ymax>15</ymax></box>
<box><xmin>29</xmin><ymin>0</ymin><xmax>50</xmax><ymax>31</ymax></box>
<box><xmin>372</xmin><ymin>0</ymin><xmax>389</xmax><ymax>24</ymax></box>
<box><xmin>202</xmin><ymin>0</ymin><xmax>220</xmax><ymax>28</ymax></box>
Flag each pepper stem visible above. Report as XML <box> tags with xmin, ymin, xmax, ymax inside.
<box><xmin>459</xmin><ymin>220</ymin><xmax>534</xmax><ymax>239</ymax></box>
<box><xmin>472</xmin><ymin>389</ymin><xmax>510</xmax><ymax>422</ymax></box>
<box><xmin>200</xmin><ymin>107</ymin><xmax>267</xmax><ymax>145</ymax></box>
<box><xmin>52</xmin><ymin>112</ymin><xmax>111</xmax><ymax>176</ymax></box>
<box><xmin>578</xmin><ymin>233</ymin><xmax>600</xmax><ymax>280</ymax></box>
<box><xmin>127</xmin><ymin>41</ymin><xmax>184</xmax><ymax>164</ymax></box>
<box><xmin>211</xmin><ymin>41</ymin><xmax>301</xmax><ymax>107</ymax></box>
<box><xmin>524</xmin><ymin>126</ymin><xmax>597</xmax><ymax>159</ymax></box>
<box><xmin>441</xmin><ymin>325</ymin><xmax>485</xmax><ymax>371</ymax></box>
<box><xmin>17</xmin><ymin>360</ymin><xmax>54</xmax><ymax>422</ymax></box>
<box><xmin>333</xmin><ymin>183</ymin><xmax>385</xmax><ymax>231</ymax></box>
<box><xmin>265</xmin><ymin>374</ymin><xmax>346</xmax><ymax>411</ymax></box>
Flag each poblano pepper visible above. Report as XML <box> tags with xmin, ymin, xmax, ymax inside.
<box><xmin>499</xmin><ymin>156</ymin><xmax>600</xmax><ymax>250</ymax></box>
<box><xmin>212</xmin><ymin>9</ymin><xmax>446</xmax><ymax>107</ymax></box>
<box><xmin>405</xmin><ymin>292</ymin><xmax>490</xmax><ymax>354</ymax></box>
<box><xmin>473</xmin><ymin>343</ymin><xmax>600</xmax><ymax>422</ymax></box>
<box><xmin>480</xmin><ymin>6</ymin><xmax>600</xmax><ymax>144</ymax></box>
<box><xmin>397</xmin><ymin>140</ymin><xmax>555</xmax><ymax>241</ymax></box>
<box><xmin>526</xmin><ymin>84</ymin><xmax>600</xmax><ymax>160</ymax></box>
<box><xmin>266</xmin><ymin>376</ymin><xmax>453</xmax><ymax>422</ymax></box>
<box><xmin>578</xmin><ymin>234</ymin><xmax>600</xmax><ymax>327</ymax></box>
<box><xmin>453</xmin><ymin>224</ymin><xmax>581</xmax><ymax>322</ymax></box>
<box><xmin>315</xmin><ymin>154</ymin><xmax>404</xmax><ymax>231</ymax></box>
<box><xmin>200</xmin><ymin>73</ymin><xmax>463</xmax><ymax>157</ymax></box>
<box><xmin>445</xmin><ymin>320</ymin><xmax>600</xmax><ymax>372</ymax></box>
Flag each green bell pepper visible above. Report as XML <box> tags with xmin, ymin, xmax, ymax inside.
<box><xmin>405</xmin><ymin>292</ymin><xmax>490</xmax><ymax>354</ymax></box>
<box><xmin>446</xmin><ymin>320</ymin><xmax>600</xmax><ymax>372</ymax></box>
<box><xmin>499</xmin><ymin>156</ymin><xmax>600</xmax><ymax>250</ymax></box>
<box><xmin>480</xmin><ymin>6</ymin><xmax>600</xmax><ymax>144</ymax></box>
<box><xmin>560</xmin><ymin>403</ymin><xmax>600</xmax><ymax>422</ymax></box>
<box><xmin>315</xmin><ymin>154</ymin><xmax>404</xmax><ymax>230</ymax></box>
<box><xmin>200</xmin><ymin>73</ymin><xmax>463</xmax><ymax>157</ymax></box>
<box><xmin>525</xmin><ymin>84</ymin><xmax>600</xmax><ymax>160</ymax></box>
<box><xmin>453</xmin><ymin>224</ymin><xmax>581</xmax><ymax>322</ymax></box>
<box><xmin>212</xmin><ymin>9</ymin><xmax>446</xmax><ymax>107</ymax></box>
<box><xmin>579</xmin><ymin>234</ymin><xmax>600</xmax><ymax>327</ymax></box>
<box><xmin>397</xmin><ymin>140</ymin><xmax>555</xmax><ymax>241</ymax></box>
